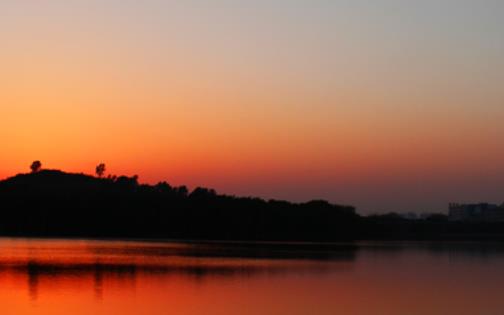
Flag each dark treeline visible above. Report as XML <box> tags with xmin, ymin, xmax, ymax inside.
<box><xmin>1</xmin><ymin>170</ymin><xmax>503</xmax><ymax>241</ymax></box>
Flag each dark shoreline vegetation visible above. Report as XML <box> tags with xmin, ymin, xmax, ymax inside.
<box><xmin>1</xmin><ymin>170</ymin><xmax>504</xmax><ymax>241</ymax></box>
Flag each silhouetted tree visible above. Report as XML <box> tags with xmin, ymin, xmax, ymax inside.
<box><xmin>115</xmin><ymin>175</ymin><xmax>139</xmax><ymax>188</ymax></box>
<box><xmin>155</xmin><ymin>182</ymin><xmax>172</xmax><ymax>193</ymax></box>
<box><xmin>30</xmin><ymin>161</ymin><xmax>42</xmax><ymax>173</ymax></box>
<box><xmin>95</xmin><ymin>163</ymin><xmax>106</xmax><ymax>178</ymax></box>
<box><xmin>176</xmin><ymin>186</ymin><xmax>188</xmax><ymax>197</ymax></box>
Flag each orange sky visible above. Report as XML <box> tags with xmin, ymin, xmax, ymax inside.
<box><xmin>1</xmin><ymin>1</ymin><xmax>504</xmax><ymax>212</ymax></box>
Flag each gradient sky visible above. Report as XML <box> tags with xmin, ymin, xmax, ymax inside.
<box><xmin>1</xmin><ymin>1</ymin><xmax>504</xmax><ymax>213</ymax></box>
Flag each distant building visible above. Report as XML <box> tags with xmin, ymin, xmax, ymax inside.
<box><xmin>448</xmin><ymin>203</ymin><xmax>504</xmax><ymax>222</ymax></box>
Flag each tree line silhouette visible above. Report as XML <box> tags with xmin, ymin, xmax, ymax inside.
<box><xmin>0</xmin><ymin>162</ymin><xmax>503</xmax><ymax>241</ymax></box>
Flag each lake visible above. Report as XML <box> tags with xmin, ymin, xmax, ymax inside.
<box><xmin>1</xmin><ymin>238</ymin><xmax>504</xmax><ymax>315</ymax></box>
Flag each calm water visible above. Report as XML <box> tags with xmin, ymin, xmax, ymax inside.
<box><xmin>1</xmin><ymin>238</ymin><xmax>504</xmax><ymax>315</ymax></box>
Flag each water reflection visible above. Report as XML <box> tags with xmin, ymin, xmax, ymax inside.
<box><xmin>1</xmin><ymin>239</ymin><xmax>504</xmax><ymax>315</ymax></box>
<box><xmin>0</xmin><ymin>239</ymin><xmax>357</xmax><ymax>302</ymax></box>
<box><xmin>357</xmin><ymin>241</ymin><xmax>504</xmax><ymax>261</ymax></box>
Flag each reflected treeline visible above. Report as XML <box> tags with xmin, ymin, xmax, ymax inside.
<box><xmin>0</xmin><ymin>240</ymin><xmax>359</xmax><ymax>300</ymax></box>
<box><xmin>0</xmin><ymin>243</ymin><xmax>357</xmax><ymax>301</ymax></box>
<box><xmin>3</xmin><ymin>239</ymin><xmax>504</xmax><ymax>301</ymax></box>
<box><xmin>356</xmin><ymin>241</ymin><xmax>504</xmax><ymax>260</ymax></box>
<box><xmin>89</xmin><ymin>241</ymin><xmax>359</xmax><ymax>260</ymax></box>
<box><xmin>5</xmin><ymin>259</ymin><xmax>351</xmax><ymax>279</ymax></box>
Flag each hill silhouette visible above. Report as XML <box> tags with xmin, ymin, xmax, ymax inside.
<box><xmin>0</xmin><ymin>170</ymin><xmax>359</xmax><ymax>240</ymax></box>
<box><xmin>1</xmin><ymin>170</ymin><xmax>503</xmax><ymax>241</ymax></box>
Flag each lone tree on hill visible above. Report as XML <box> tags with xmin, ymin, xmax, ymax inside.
<box><xmin>95</xmin><ymin>163</ymin><xmax>106</xmax><ymax>178</ymax></box>
<box><xmin>30</xmin><ymin>161</ymin><xmax>42</xmax><ymax>173</ymax></box>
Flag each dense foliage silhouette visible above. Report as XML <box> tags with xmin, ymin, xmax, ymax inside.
<box><xmin>95</xmin><ymin>163</ymin><xmax>106</xmax><ymax>178</ymax></box>
<box><xmin>0</xmin><ymin>170</ymin><xmax>503</xmax><ymax>241</ymax></box>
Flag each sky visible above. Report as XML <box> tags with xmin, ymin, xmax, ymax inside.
<box><xmin>1</xmin><ymin>1</ymin><xmax>504</xmax><ymax>214</ymax></box>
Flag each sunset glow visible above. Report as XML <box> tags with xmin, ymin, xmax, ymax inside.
<box><xmin>1</xmin><ymin>1</ymin><xmax>504</xmax><ymax>213</ymax></box>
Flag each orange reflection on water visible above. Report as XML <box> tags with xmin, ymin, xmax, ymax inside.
<box><xmin>1</xmin><ymin>239</ymin><xmax>504</xmax><ymax>315</ymax></box>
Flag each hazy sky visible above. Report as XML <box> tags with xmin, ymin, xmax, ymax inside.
<box><xmin>1</xmin><ymin>1</ymin><xmax>504</xmax><ymax>213</ymax></box>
